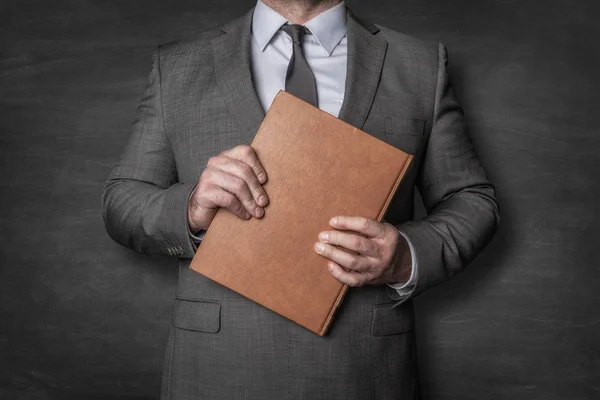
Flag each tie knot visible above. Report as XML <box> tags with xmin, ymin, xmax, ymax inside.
<box><xmin>282</xmin><ymin>24</ymin><xmax>308</xmax><ymax>44</ymax></box>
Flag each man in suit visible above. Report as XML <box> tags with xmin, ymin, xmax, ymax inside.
<box><xmin>102</xmin><ymin>0</ymin><xmax>499</xmax><ymax>398</ymax></box>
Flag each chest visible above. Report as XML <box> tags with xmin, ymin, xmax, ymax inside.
<box><xmin>162</xmin><ymin>59</ymin><xmax>430</xmax><ymax>191</ymax></box>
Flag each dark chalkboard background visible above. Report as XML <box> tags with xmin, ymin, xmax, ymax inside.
<box><xmin>1</xmin><ymin>0</ymin><xmax>599</xmax><ymax>399</ymax></box>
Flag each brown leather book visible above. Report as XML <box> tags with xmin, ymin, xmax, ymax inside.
<box><xmin>190</xmin><ymin>91</ymin><xmax>413</xmax><ymax>336</ymax></box>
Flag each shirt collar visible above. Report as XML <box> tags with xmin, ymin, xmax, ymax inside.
<box><xmin>252</xmin><ymin>0</ymin><xmax>347</xmax><ymax>56</ymax></box>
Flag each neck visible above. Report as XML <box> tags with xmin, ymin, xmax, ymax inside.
<box><xmin>261</xmin><ymin>0</ymin><xmax>342</xmax><ymax>24</ymax></box>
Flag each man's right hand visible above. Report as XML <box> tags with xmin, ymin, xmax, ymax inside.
<box><xmin>187</xmin><ymin>144</ymin><xmax>269</xmax><ymax>233</ymax></box>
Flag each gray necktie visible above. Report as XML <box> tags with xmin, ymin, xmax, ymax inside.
<box><xmin>281</xmin><ymin>24</ymin><xmax>318</xmax><ymax>108</ymax></box>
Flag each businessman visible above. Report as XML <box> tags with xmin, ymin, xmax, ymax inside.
<box><xmin>102</xmin><ymin>0</ymin><xmax>500</xmax><ymax>398</ymax></box>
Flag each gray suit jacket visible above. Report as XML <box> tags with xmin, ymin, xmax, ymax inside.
<box><xmin>102</xmin><ymin>7</ymin><xmax>499</xmax><ymax>400</ymax></box>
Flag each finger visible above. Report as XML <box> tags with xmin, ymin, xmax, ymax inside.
<box><xmin>318</xmin><ymin>230</ymin><xmax>377</xmax><ymax>257</ymax></box>
<box><xmin>326</xmin><ymin>261</ymin><xmax>370</xmax><ymax>287</ymax></box>
<box><xmin>205</xmin><ymin>169</ymin><xmax>264</xmax><ymax>219</ymax></box>
<box><xmin>221</xmin><ymin>144</ymin><xmax>268</xmax><ymax>185</ymax></box>
<box><xmin>314</xmin><ymin>242</ymin><xmax>372</xmax><ymax>272</ymax></box>
<box><xmin>329</xmin><ymin>216</ymin><xmax>384</xmax><ymax>238</ymax></box>
<box><xmin>207</xmin><ymin>156</ymin><xmax>269</xmax><ymax>207</ymax></box>
<box><xmin>204</xmin><ymin>186</ymin><xmax>251</xmax><ymax>220</ymax></box>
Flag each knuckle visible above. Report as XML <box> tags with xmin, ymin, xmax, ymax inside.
<box><xmin>239</xmin><ymin>144</ymin><xmax>253</xmax><ymax>155</ymax></box>
<box><xmin>231</xmin><ymin>177</ymin><xmax>246</xmax><ymax>192</ymax></box>
<box><xmin>361</xmin><ymin>217</ymin><xmax>371</xmax><ymax>230</ymax></box>
<box><xmin>217</xmin><ymin>173</ymin><xmax>229</xmax><ymax>188</ymax></box>
<box><xmin>360</xmin><ymin>241</ymin><xmax>370</xmax><ymax>256</ymax></box>
<box><xmin>235</xmin><ymin>202</ymin><xmax>246</xmax><ymax>214</ymax></box>
<box><xmin>352</xmin><ymin>236</ymin><xmax>363</xmax><ymax>251</ymax></box>
<box><xmin>215</xmin><ymin>192</ymin><xmax>231</xmax><ymax>207</ymax></box>
<box><xmin>225</xmin><ymin>197</ymin><xmax>241</xmax><ymax>212</ymax></box>
<box><xmin>222</xmin><ymin>193</ymin><xmax>235</xmax><ymax>207</ymax></box>
<box><xmin>349</xmin><ymin>277</ymin><xmax>362</xmax><ymax>287</ymax></box>
<box><xmin>206</xmin><ymin>156</ymin><xmax>219</xmax><ymax>167</ymax></box>
<box><xmin>348</xmin><ymin>257</ymin><xmax>359</xmax><ymax>270</ymax></box>
<box><xmin>253</xmin><ymin>186</ymin><xmax>266</xmax><ymax>198</ymax></box>
<box><xmin>196</xmin><ymin>176</ymin><xmax>209</xmax><ymax>191</ymax></box>
<box><xmin>240</xmin><ymin>163</ymin><xmax>253</xmax><ymax>177</ymax></box>
<box><xmin>332</xmin><ymin>268</ymin><xmax>342</xmax><ymax>280</ymax></box>
<box><xmin>201</xmin><ymin>167</ymin><xmax>214</xmax><ymax>181</ymax></box>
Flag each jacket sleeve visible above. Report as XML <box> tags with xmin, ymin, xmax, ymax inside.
<box><xmin>101</xmin><ymin>48</ymin><xmax>198</xmax><ymax>259</ymax></box>
<box><xmin>392</xmin><ymin>42</ymin><xmax>500</xmax><ymax>306</ymax></box>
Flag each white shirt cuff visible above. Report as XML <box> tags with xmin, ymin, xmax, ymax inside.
<box><xmin>189</xmin><ymin>229</ymin><xmax>206</xmax><ymax>244</ymax></box>
<box><xmin>386</xmin><ymin>229</ymin><xmax>418</xmax><ymax>297</ymax></box>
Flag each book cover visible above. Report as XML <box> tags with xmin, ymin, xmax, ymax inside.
<box><xmin>190</xmin><ymin>91</ymin><xmax>413</xmax><ymax>335</ymax></box>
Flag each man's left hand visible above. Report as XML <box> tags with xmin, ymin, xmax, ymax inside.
<box><xmin>314</xmin><ymin>216</ymin><xmax>412</xmax><ymax>287</ymax></box>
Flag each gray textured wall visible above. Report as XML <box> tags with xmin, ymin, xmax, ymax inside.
<box><xmin>1</xmin><ymin>0</ymin><xmax>599</xmax><ymax>399</ymax></box>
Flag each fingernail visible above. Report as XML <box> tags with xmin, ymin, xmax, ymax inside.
<box><xmin>315</xmin><ymin>243</ymin><xmax>325</xmax><ymax>254</ymax></box>
<box><xmin>318</xmin><ymin>232</ymin><xmax>329</xmax><ymax>242</ymax></box>
<box><xmin>258</xmin><ymin>172</ymin><xmax>266</xmax><ymax>183</ymax></box>
<box><xmin>330</xmin><ymin>217</ymin><xmax>338</xmax><ymax>226</ymax></box>
<box><xmin>327</xmin><ymin>262</ymin><xmax>334</xmax><ymax>271</ymax></box>
<box><xmin>255</xmin><ymin>206</ymin><xmax>263</xmax><ymax>217</ymax></box>
<box><xmin>258</xmin><ymin>194</ymin><xmax>267</xmax><ymax>206</ymax></box>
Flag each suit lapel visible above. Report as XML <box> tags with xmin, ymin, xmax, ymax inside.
<box><xmin>211</xmin><ymin>8</ymin><xmax>387</xmax><ymax>138</ymax></box>
<box><xmin>338</xmin><ymin>10</ymin><xmax>387</xmax><ymax>129</ymax></box>
<box><xmin>212</xmin><ymin>10</ymin><xmax>265</xmax><ymax>144</ymax></box>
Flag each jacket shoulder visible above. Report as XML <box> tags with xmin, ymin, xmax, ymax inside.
<box><xmin>157</xmin><ymin>10</ymin><xmax>249</xmax><ymax>61</ymax></box>
<box><xmin>150</xmin><ymin>27</ymin><xmax>225</xmax><ymax>80</ymax></box>
<box><xmin>375</xmin><ymin>24</ymin><xmax>441</xmax><ymax>68</ymax></box>
<box><xmin>157</xmin><ymin>27</ymin><xmax>223</xmax><ymax>61</ymax></box>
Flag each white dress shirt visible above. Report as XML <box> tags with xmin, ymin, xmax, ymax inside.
<box><xmin>191</xmin><ymin>0</ymin><xmax>418</xmax><ymax>296</ymax></box>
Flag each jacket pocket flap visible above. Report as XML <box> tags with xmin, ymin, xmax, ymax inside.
<box><xmin>371</xmin><ymin>302</ymin><xmax>414</xmax><ymax>336</ymax></box>
<box><xmin>385</xmin><ymin>117</ymin><xmax>426</xmax><ymax>136</ymax></box>
<box><xmin>173</xmin><ymin>298</ymin><xmax>221</xmax><ymax>333</ymax></box>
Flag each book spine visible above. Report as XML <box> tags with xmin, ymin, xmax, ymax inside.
<box><xmin>319</xmin><ymin>284</ymin><xmax>349</xmax><ymax>336</ymax></box>
<box><xmin>319</xmin><ymin>154</ymin><xmax>414</xmax><ymax>336</ymax></box>
<box><xmin>376</xmin><ymin>155</ymin><xmax>413</xmax><ymax>221</ymax></box>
